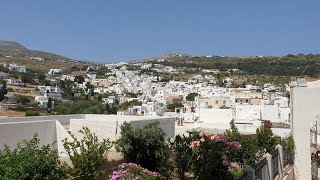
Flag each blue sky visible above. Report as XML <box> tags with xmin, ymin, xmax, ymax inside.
<box><xmin>1</xmin><ymin>1</ymin><xmax>319</xmax><ymax>62</ymax></box>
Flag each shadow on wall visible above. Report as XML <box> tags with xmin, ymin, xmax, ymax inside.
<box><xmin>99</xmin><ymin>151</ymin><xmax>125</xmax><ymax>180</ymax></box>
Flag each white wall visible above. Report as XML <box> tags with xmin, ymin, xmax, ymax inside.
<box><xmin>0</xmin><ymin>114</ymin><xmax>175</xmax><ymax>159</ymax></box>
<box><xmin>291</xmin><ymin>87</ymin><xmax>320</xmax><ymax>180</ymax></box>
<box><xmin>70</xmin><ymin>119</ymin><xmax>118</xmax><ymax>141</ymax></box>
<box><xmin>0</xmin><ymin>114</ymin><xmax>85</xmax><ymax>125</ymax></box>
<box><xmin>235</xmin><ymin>104</ymin><xmax>290</xmax><ymax>123</ymax></box>
<box><xmin>71</xmin><ymin>115</ymin><xmax>175</xmax><ymax>140</ymax></box>
<box><xmin>0</xmin><ymin>120</ymin><xmax>57</xmax><ymax>150</ymax></box>
<box><xmin>236</xmin><ymin>105</ymin><xmax>260</xmax><ymax>120</ymax></box>
<box><xmin>199</xmin><ymin>109</ymin><xmax>232</xmax><ymax>124</ymax></box>
<box><xmin>55</xmin><ymin>121</ymin><xmax>75</xmax><ymax>157</ymax></box>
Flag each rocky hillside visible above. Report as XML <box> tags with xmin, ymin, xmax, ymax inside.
<box><xmin>0</xmin><ymin>41</ymin><xmax>27</xmax><ymax>50</ymax></box>
<box><xmin>0</xmin><ymin>41</ymin><xmax>95</xmax><ymax>72</ymax></box>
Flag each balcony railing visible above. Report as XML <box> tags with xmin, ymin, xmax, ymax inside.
<box><xmin>239</xmin><ymin>144</ymin><xmax>294</xmax><ymax>180</ymax></box>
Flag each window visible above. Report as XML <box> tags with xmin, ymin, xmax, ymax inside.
<box><xmin>246</xmin><ymin>99</ymin><xmax>249</xmax><ymax>103</ymax></box>
<box><xmin>216</xmin><ymin>101</ymin><xmax>219</xmax><ymax>104</ymax></box>
<box><xmin>223</xmin><ymin>101</ymin><xmax>226</xmax><ymax>105</ymax></box>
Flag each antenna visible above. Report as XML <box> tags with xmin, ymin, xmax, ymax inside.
<box><xmin>300</xmin><ymin>61</ymin><xmax>312</xmax><ymax>77</ymax></box>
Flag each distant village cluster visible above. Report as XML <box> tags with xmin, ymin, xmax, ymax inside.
<box><xmin>0</xmin><ymin>58</ymin><xmax>297</xmax><ymax>137</ymax></box>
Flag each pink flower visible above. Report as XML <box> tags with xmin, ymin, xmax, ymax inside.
<box><xmin>220</xmin><ymin>134</ymin><xmax>228</xmax><ymax>141</ymax></box>
<box><xmin>210</xmin><ymin>134</ymin><xmax>219</xmax><ymax>141</ymax></box>
<box><xmin>199</xmin><ymin>131</ymin><xmax>206</xmax><ymax>137</ymax></box>
<box><xmin>190</xmin><ymin>141</ymin><xmax>200</xmax><ymax>149</ymax></box>
<box><xmin>233</xmin><ymin>142</ymin><xmax>242</xmax><ymax>150</ymax></box>
<box><xmin>200</xmin><ymin>137</ymin><xmax>205</xmax><ymax>142</ymax></box>
<box><xmin>223</xmin><ymin>159</ymin><xmax>229</xmax><ymax>166</ymax></box>
<box><xmin>263</xmin><ymin>120</ymin><xmax>272</xmax><ymax>128</ymax></box>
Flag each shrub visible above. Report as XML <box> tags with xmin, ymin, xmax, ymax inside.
<box><xmin>115</xmin><ymin>122</ymin><xmax>172</xmax><ymax>177</ymax></box>
<box><xmin>225</xmin><ymin>120</ymin><xmax>258</xmax><ymax>166</ymax></box>
<box><xmin>117</xmin><ymin>100</ymin><xmax>142</xmax><ymax>111</ymax></box>
<box><xmin>18</xmin><ymin>96</ymin><xmax>30</xmax><ymax>105</ymax></box>
<box><xmin>0</xmin><ymin>135</ymin><xmax>68</xmax><ymax>179</ymax></box>
<box><xmin>25</xmin><ymin>110</ymin><xmax>40</xmax><ymax>116</ymax></box>
<box><xmin>55</xmin><ymin>100</ymin><xmax>107</xmax><ymax>114</ymax></box>
<box><xmin>229</xmin><ymin>170</ymin><xmax>244</xmax><ymax>180</ymax></box>
<box><xmin>63</xmin><ymin>127</ymin><xmax>113</xmax><ymax>180</ymax></box>
<box><xmin>189</xmin><ymin>131</ymin><xmax>242</xmax><ymax>180</ymax></box>
<box><xmin>14</xmin><ymin>105</ymin><xmax>25</xmax><ymax>111</ymax></box>
<box><xmin>166</xmin><ymin>102</ymin><xmax>184</xmax><ymax>110</ymax></box>
<box><xmin>110</xmin><ymin>162</ymin><xmax>161</xmax><ymax>180</ymax></box>
<box><xmin>256</xmin><ymin>120</ymin><xmax>280</xmax><ymax>154</ymax></box>
<box><xmin>281</xmin><ymin>133</ymin><xmax>295</xmax><ymax>151</ymax></box>
<box><xmin>186</xmin><ymin>93</ymin><xmax>199</xmax><ymax>101</ymax></box>
<box><xmin>171</xmin><ymin>134</ymin><xmax>195</xmax><ymax>179</ymax></box>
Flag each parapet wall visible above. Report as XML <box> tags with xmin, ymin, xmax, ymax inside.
<box><xmin>70</xmin><ymin>119</ymin><xmax>118</xmax><ymax>141</ymax></box>
<box><xmin>0</xmin><ymin>114</ymin><xmax>85</xmax><ymax>125</ymax></box>
<box><xmin>0</xmin><ymin>120</ymin><xmax>57</xmax><ymax>150</ymax></box>
<box><xmin>70</xmin><ymin>115</ymin><xmax>175</xmax><ymax>141</ymax></box>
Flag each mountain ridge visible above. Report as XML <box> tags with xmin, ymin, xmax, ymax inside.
<box><xmin>0</xmin><ymin>41</ymin><xmax>28</xmax><ymax>50</ymax></box>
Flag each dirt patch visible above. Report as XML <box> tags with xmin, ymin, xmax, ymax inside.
<box><xmin>0</xmin><ymin>110</ymin><xmax>25</xmax><ymax>117</ymax></box>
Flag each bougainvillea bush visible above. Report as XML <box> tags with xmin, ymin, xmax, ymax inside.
<box><xmin>109</xmin><ymin>163</ymin><xmax>161</xmax><ymax>180</ymax></box>
<box><xmin>189</xmin><ymin>131</ymin><xmax>242</xmax><ymax>180</ymax></box>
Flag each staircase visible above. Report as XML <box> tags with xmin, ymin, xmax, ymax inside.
<box><xmin>67</xmin><ymin>130</ymin><xmax>78</xmax><ymax>142</ymax></box>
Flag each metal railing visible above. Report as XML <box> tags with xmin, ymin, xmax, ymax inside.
<box><xmin>283</xmin><ymin>147</ymin><xmax>294</xmax><ymax>167</ymax></box>
<box><xmin>240</xmin><ymin>145</ymin><xmax>294</xmax><ymax>180</ymax></box>
<box><xmin>254</xmin><ymin>158</ymin><xmax>268</xmax><ymax>180</ymax></box>
<box><xmin>271</xmin><ymin>149</ymin><xmax>279</xmax><ymax>179</ymax></box>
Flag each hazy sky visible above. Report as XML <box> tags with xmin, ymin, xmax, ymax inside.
<box><xmin>1</xmin><ymin>1</ymin><xmax>319</xmax><ymax>62</ymax></box>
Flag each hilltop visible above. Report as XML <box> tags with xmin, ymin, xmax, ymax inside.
<box><xmin>149</xmin><ymin>54</ymin><xmax>320</xmax><ymax>77</ymax></box>
<box><xmin>0</xmin><ymin>40</ymin><xmax>70</xmax><ymax>61</ymax></box>
<box><xmin>0</xmin><ymin>41</ymin><xmax>95</xmax><ymax>72</ymax></box>
<box><xmin>0</xmin><ymin>41</ymin><xmax>27</xmax><ymax>50</ymax></box>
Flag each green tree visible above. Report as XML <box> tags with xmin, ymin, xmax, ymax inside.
<box><xmin>115</xmin><ymin>122</ymin><xmax>172</xmax><ymax>177</ymax></box>
<box><xmin>256</xmin><ymin>120</ymin><xmax>280</xmax><ymax>154</ymax></box>
<box><xmin>20</xmin><ymin>72</ymin><xmax>35</xmax><ymax>84</ymax></box>
<box><xmin>0</xmin><ymin>135</ymin><xmax>68</xmax><ymax>179</ymax></box>
<box><xmin>25</xmin><ymin>110</ymin><xmax>40</xmax><ymax>116</ymax></box>
<box><xmin>18</xmin><ymin>96</ymin><xmax>30</xmax><ymax>105</ymax></box>
<box><xmin>117</xmin><ymin>100</ymin><xmax>142</xmax><ymax>111</ymax></box>
<box><xmin>63</xmin><ymin>127</ymin><xmax>113</xmax><ymax>180</ymax></box>
<box><xmin>47</xmin><ymin>97</ymin><xmax>52</xmax><ymax>112</ymax></box>
<box><xmin>74</xmin><ymin>75</ymin><xmax>85</xmax><ymax>84</ymax></box>
<box><xmin>0</xmin><ymin>80</ymin><xmax>8</xmax><ymax>102</ymax></box>
<box><xmin>167</xmin><ymin>102</ymin><xmax>184</xmax><ymax>110</ymax></box>
<box><xmin>36</xmin><ymin>72</ymin><xmax>46</xmax><ymax>84</ymax></box>
<box><xmin>171</xmin><ymin>134</ymin><xmax>195</xmax><ymax>180</ymax></box>
<box><xmin>186</xmin><ymin>93</ymin><xmax>199</xmax><ymax>101</ymax></box>
<box><xmin>55</xmin><ymin>100</ymin><xmax>107</xmax><ymax>115</ymax></box>
<box><xmin>106</xmin><ymin>104</ymin><xmax>118</xmax><ymax>114</ymax></box>
<box><xmin>225</xmin><ymin>120</ymin><xmax>258</xmax><ymax>166</ymax></box>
